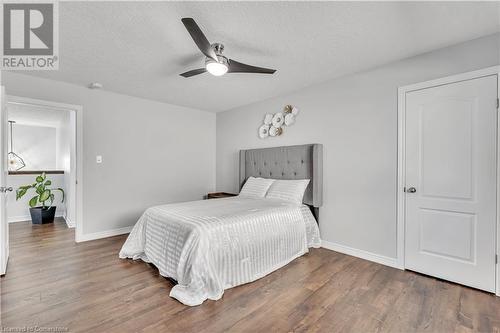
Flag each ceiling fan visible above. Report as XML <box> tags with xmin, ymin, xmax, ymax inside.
<box><xmin>180</xmin><ymin>18</ymin><xmax>276</xmax><ymax>78</ymax></box>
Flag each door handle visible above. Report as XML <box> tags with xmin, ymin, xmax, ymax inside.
<box><xmin>406</xmin><ymin>187</ymin><xmax>416</xmax><ymax>193</ymax></box>
<box><xmin>0</xmin><ymin>187</ymin><xmax>13</xmax><ymax>193</ymax></box>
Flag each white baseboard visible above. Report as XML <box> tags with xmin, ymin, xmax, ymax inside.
<box><xmin>0</xmin><ymin>257</ymin><xmax>7</xmax><ymax>276</ymax></box>
<box><xmin>8</xmin><ymin>214</ymin><xmax>65</xmax><ymax>223</ymax></box>
<box><xmin>65</xmin><ymin>219</ymin><xmax>75</xmax><ymax>228</ymax></box>
<box><xmin>321</xmin><ymin>240</ymin><xmax>402</xmax><ymax>269</ymax></box>
<box><xmin>76</xmin><ymin>226</ymin><xmax>133</xmax><ymax>243</ymax></box>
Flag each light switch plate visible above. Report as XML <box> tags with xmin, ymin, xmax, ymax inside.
<box><xmin>96</xmin><ymin>155</ymin><xmax>102</xmax><ymax>164</ymax></box>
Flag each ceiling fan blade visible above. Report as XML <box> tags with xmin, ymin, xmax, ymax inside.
<box><xmin>180</xmin><ymin>68</ymin><xmax>207</xmax><ymax>78</ymax></box>
<box><xmin>227</xmin><ymin>59</ymin><xmax>276</xmax><ymax>74</ymax></box>
<box><xmin>181</xmin><ymin>18</ymin><xmax>218</xmax><ymax>62</ymax></box>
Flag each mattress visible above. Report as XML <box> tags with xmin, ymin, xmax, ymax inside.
<box><xmin>119</xmin><ymin>196</ymin><xmax>321</xmax><ymax>306</ymax></box>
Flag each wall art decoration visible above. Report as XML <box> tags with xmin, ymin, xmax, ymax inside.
<box><xmin>258</xmin><ymin>105</ymin><xmax>299</xmax><ymax>139</ymax></box>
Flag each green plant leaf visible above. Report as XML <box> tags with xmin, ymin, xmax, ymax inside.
<box><xmin>16</xmin><ymin>188</ymin><xmax>27</xmax><ymax>200</ymax></box>
<box><xmin>28</xmin><ymin>196</ymin><xmax>38</xmax><ymax>208</ymax></box>
<box><xmin>36</xmin><ymin>175</ymin><xmax>44</xmax><ymax>183</ymax></box>
<box><xmin>36</xmin><ymin>184</ymin><xmax>45</xmax><ymax>195</ymax></box>
<box><xmin>39</xmin><ymin>189</ymin><xmax>50</xmax><ymax>202</ymax></box>
<box><xmin>45</xmin><ymin>180</ymin><xmax>51</xmax><ymax>186</ymax></box>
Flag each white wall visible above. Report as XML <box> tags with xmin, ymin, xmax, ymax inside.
<box><xmin>9</xmin><ymin>124</ymin><xmax>57</xmax><ymax>170</ymax></box>
<box><xmin>7</xmin><ymin>174</ymin><xmax>65</xmax><ymax>222</ymax></box>
<box><xmin>3</xmin><ymin>72</ymin><xmax>216</xmax><ymax>236</ymax></box>
<box><xmin>55</xmin><ymin>111</ymin><xmax>76</xmax><ymax>226</ymax></box>
<box><xmin>56</xmin><ymin>112</ymin><xmax>70</xmax><ymax>170</ymax></box>
<box><xmin>216</xmin><ymin>33</ymin><xmax>500</xmax><ymax>260</ymax></box>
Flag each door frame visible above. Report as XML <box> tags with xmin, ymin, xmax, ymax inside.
<box><xmin>1</xmin><ymin>86</ymin><xmax>7</xmax><ymax>275</ymax></box>
<box><xmin>397</xmin><ymin>65</ymin><xmax>500</xmax><ymax>296</ymax></box>
<box><xmin>6</xmin><ymin>95</ymin><xmax>84</xmax><ymax>243</ymax></box>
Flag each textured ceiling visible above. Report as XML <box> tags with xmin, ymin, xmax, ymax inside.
<box><xmin>14</xmin><ymin>1</ymin><xmax>500</xmax><ymax>112</ymax></box>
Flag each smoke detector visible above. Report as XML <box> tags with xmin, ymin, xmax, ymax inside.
<box><xmin>88</xmin><ymin>82</ymin><xmax>103</xmax><ymax>89</ymax></box>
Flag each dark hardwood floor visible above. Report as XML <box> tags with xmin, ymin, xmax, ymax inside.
<box><xmin>1</xmin><ymin>219</ymin><xmax>499</xmax><ymax>332</ymax></box>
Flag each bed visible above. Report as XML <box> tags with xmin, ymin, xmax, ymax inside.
<box><xmin>119</xmin><ymin>144</ymin><xmax>323</xmax><ymax>306</ymax></box>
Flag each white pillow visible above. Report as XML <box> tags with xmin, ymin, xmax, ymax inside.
<box><xmin>266</xmin><ymin>179</ymin><xmax>310</xmax><ymax>205</ymax></box>
<box><xmin>239</xmin><ymin>177</ymin><xmax>275</xmax><ymax>198</ymax></box>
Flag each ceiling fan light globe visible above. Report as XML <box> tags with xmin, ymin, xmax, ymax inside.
<box><xmin>206</xmin><ymin>62</ymin><xmax>228</xmax><ymax>76</ymax></box>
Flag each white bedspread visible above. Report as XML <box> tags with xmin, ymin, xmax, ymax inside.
<box><xmin>119</xmin><ymin>196</ymin><xmax>320</xmax><ymax>306</ymax></box>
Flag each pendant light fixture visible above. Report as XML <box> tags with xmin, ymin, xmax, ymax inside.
<box><xmin>8</xmin><ymin>120</ymin><xmax>25</xmax><ymax>171</ymax></box>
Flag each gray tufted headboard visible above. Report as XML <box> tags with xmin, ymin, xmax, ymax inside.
<box><xmin>239</xmin><ymin>144</ymin><xmax>323</xmax><ymax>218</ymax></box>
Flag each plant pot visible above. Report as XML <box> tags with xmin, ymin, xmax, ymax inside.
<box><xmin>29</xmin><ymin>206</ymin><xmax>56</xmax><ymax>224</ymax></box>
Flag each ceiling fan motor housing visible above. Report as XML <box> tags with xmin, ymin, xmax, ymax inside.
<box><xmin>212</xmin><ymin>43</ymin><xmax>224</xmax><ymax>56</ymax></box>
<box><xmin>205</xmin><ymin>54</ymin><xmax>228</xmax><ymax>67</ymax></box>
<box><xmin>205</xmin><ymin>43</ymin><xmax>227</xmax><ymax>67</ymax></box>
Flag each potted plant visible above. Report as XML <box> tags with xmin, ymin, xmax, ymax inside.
<box><xmin>16</xmin><ymin>172</ymin><xmax>65</xmax><ymax>224</ymax></box>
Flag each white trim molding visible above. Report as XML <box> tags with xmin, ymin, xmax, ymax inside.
<box><xmin>8</xmin><ymin>214</ymin><xmax>65</xmax><ymax>223</ymax></box>
<box><xmin>397</xmin><ymin>65</ymin><xmax>500</xmax><ymax>297</ymax></box>
<box><xmin>321</xmin><ymin>240</ymin><xmax>402</xmax><ymax>269</ymax></box>
<box><xmin>76</xmin><ymin>226</ymin><xmax>133</xmax><ymax>243</ymax></box>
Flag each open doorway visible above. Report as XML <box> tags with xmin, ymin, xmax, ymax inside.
<box><xmin>5</xmin><ymin>96</ymin><xmax>82</xmax><ymax>246</ymax></box>
<box><xmin>7</xmin><ymin>102</ymin><xmax>76</xmax><ymax>227</ymax></box>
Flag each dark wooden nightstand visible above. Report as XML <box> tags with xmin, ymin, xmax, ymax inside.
<box><xmin>207</xmin><ymin>192</ymin><xmax>238</xmax><ymax>199</ymax></box>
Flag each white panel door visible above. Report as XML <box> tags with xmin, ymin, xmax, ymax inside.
<box><xmin>405</xmin><ymin>75</ymin><xmax>497</xmax><ymax>292</ymax></box>
<box><xmin>0</xmin><ymin>87</ymin><xmax>8</xmax><ymax>275</ymax></box>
